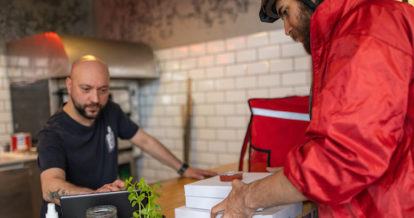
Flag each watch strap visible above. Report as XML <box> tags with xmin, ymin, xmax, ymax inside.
<box><xmin>177</xmin><ymin>163</ymin><xmax>189</xmax><ymax>175</ymax></box>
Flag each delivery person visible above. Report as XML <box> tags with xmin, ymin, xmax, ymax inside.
<box><xmin>37</xmin><ymin>55</ymin><xmax>217</xmax><ymax>217</ymax></box>
<box><xmin>211</xmin><ymin>0</ymin><xmax>414</xmax><ymax>217</ymax></box>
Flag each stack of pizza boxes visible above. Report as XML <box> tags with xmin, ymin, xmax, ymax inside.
<box><xmin>175</xmin><ymin>172</ymin><xmax>303</xmax><ymax>218</ymax></box>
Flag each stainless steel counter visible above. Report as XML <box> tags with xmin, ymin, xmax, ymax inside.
<box><xmin>0</xmin><ymin>151</ymin><xmax>37</xmax><ymax>165</ymax></box>
<box><xmin>0</xmin><ymin>151</ymin><xmax>41</xmax><ymax>218</ymax></box>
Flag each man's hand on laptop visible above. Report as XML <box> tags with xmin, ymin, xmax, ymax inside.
<box><xmin>95</xmin><ymin>179</ymin><xmax>125</xmax><ymax>193</ymax></box>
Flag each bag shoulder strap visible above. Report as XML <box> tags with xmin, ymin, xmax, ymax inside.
<box><xmin>238</xmin><ymin>114</ymin><xmax>253</xmax><ymax>171</ymax></box>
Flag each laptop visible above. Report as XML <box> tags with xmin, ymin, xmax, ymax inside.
<box><xmin>60</xmin><ymin>190</ymin><xmax>145</xmax><ymax>218</ymax></box>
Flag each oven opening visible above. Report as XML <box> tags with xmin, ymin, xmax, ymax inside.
<box><xmin>118</xmin><ymin>162</ymin><xmax>131</xmax><ymax>180</ymax></box>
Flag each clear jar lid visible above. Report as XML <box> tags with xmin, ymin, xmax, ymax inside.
<box><xmin>86</xmin><ymin>205</ymin><xmax>117</xmax><ymax>218</ymax></box>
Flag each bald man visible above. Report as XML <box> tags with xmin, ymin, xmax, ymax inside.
<box><xmin>37</xmin><ymin>55</ymin><xmax>216</xmax><ymax>217</ymax></box>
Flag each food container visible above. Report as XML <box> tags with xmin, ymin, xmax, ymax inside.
<box><xmin>175</xmin><ymin>204</ymin><xmax>303</xmax><ymax>218</ymax></box>
<box><xmin>184</xmin><ymin>172</ymin><xmax>271</xmax><ymax>210</ymax></box>
<box><xmin>178</xmin><ymin>172</ymin><xmax>302</xmax><ymax>217</ymax></box>
<box><xmin>11</xmin><ymin>132</ymin><xmax>31</xmax><ymax>152</ymax></box>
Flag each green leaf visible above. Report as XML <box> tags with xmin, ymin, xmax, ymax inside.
<box><xmin>155</xmin><ymin>205</ymin><xmax>162</xmax><ymax>210</ymax></box>
<box><xmin>137</xmin><ymin>195</ymin><xmax>145</xmax><ymax>202</ymax></box>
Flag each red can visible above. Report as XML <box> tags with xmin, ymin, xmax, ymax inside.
<box><xmin>11</xmin><ymin>133</ymin><xmax>31</xmax><ymax>152</ymax></box>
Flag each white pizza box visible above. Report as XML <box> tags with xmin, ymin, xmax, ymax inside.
<box><xmin>175</xmin><ymin>203</ymin><xmax>302</xmax><ymax>218</ymax></box>
<box><xmin>184</xmin><ymin>172</ymin><xmax>272</xmax><ymax>199</ymax></box>
<box><xmin>185</xmin><ymin>196</ymin><xmax>223</xmax><ymax>210</ymax></box>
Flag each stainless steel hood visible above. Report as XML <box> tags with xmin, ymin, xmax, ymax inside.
<box><xmin>6</xmin><ymin>32</ymin><xmax>158</xmax><ymax>84</ymax></box>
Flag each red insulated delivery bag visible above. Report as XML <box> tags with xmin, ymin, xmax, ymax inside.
<box><xmin>239</xmin><ymin>96</ymin><xmax>310</xmax><ymax>172</ymax></box>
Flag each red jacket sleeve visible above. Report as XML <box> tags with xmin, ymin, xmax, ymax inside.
<box><xmin>284</xmin><ymin>34</ymin><xmax>412</xmax><ymax>205</ymax></box>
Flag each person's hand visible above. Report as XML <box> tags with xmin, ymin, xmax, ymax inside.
<box><xmin>210</xmin><ymin>179</ymin><xmax>256</xmax><ymax>218</ymax></box>
<box><xmin>266</xmin><ymin>167</ymin><xmax>283</xmax><ymax>173</ymax></box>
<box><xmin>95</xmin><ymin>179</ymin><xmax>125</xmax><ymax>193</ymax></box>
<box><xmin>183</xmin><ymin>167</ymin><xmax>217</xmax><ymax>179</ymax></box>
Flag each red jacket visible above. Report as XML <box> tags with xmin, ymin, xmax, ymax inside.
<box><xmin>284</xmin><ymin>0</ymin><xmax>414</xmax><ymax>217</ymax></box>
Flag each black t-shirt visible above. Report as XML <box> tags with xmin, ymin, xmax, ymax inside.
<box><xmin>37</xmin><ymin>101</ymin><xmax>139</xmax><ymax>217</ymax></box>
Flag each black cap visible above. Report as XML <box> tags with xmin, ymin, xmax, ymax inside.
<box><xmin>259</xmin><ymin>0</ymin><xmax>279</xmax><ymax>23</ymax></box>
<box><xmin>259</xmin><ymin>0</ymin><xmax>318</xmax><ymax>23</ymax></box>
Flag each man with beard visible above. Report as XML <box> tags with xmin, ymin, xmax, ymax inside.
<box><xmin>211</xmin><ymin>0</ymin><xmax>414</xmax><ymax>217</ymax></box>
<box><xmin>37</xmin><ymin>55</ymin><xmax>217</xmax><ymax>217</ymax></box>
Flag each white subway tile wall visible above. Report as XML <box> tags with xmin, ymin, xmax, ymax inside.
<box><xmin>138</xmin><ymin>29</ymin><xmax>311</xmax><ymax>183</ymax></box>
<box><xmin>0</xmin><ymin>52</ymin><xmax>13</xmax><ymax>143</ymax></box>
<box><xmin>226</xmin><ymin>37</ymin><xmax>246</xmax><ymax>51</ymax></box>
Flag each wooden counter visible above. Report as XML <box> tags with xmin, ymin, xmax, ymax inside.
<box><xmin>155</xmin><ymin>162</ymin><xmax>316</xmax><ymax>218</ymax></box>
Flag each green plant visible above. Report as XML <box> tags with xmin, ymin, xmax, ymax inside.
<box><xmin>125</xmin><ymin>177</ymin><xmax>163</xmax><ymax>218</ymax></box>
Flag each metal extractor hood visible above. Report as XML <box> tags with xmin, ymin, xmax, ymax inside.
<box><xmin>6</xmin><ymin>32</ymin><xmax>158</xmax><ymax>84</ymax></box>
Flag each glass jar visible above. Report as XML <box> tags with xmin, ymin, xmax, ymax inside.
<box><xmin>86</xmin><ymin>205</ymin><xmax>117</xmax><ymax>218</ymax></box>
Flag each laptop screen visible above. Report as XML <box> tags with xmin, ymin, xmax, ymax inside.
<box><xmin>60</xmin><ymin>190</ymin><xmax>143</xmax><ymax>218</ymax></box>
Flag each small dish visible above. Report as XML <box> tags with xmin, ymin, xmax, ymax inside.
<box><xmin>219</xmin><ymin>171</ymin><xmax>243</xmax><ymax>182</ymax></box>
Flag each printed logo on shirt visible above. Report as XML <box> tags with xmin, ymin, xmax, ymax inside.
<box><xmin>105</xmin><ymin>126</ymin><xmax>115</xmax><ymax>153</ymax></box>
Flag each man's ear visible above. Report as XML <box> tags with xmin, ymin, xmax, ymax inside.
<box><xmin>66</xmin><ymin>76</ymin><xmax>72</xmax><ymax>95</ymax></box>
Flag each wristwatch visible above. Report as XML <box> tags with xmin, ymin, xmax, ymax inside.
<box><xmin>177</xmin><ymin>163</ymin><xmax>189</xmax><ymax>176</ymax></box>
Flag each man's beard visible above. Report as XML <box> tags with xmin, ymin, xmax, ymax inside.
<box><xmin>71</xmin><ymin>95</ymin><xmax>102</xmax><ymax>120</ymax></box>
<box><xmin>290</xmin><ymin>1</ymin><xmax>313</xmax><ymax>54</ymax></box>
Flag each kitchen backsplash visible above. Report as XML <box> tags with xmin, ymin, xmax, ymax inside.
<box><xmin>0</xmin><ymin>51</ymin><xmax>12</xmax><ymax>143</ymax></box>
<box><xmin>138</xmin><ymin>29</ymin><xmax>311</xmax><ymax>183</ymax></box>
